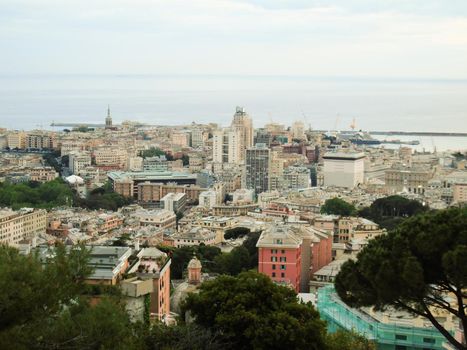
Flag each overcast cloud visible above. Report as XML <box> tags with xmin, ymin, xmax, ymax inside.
<box><xmin>1</xmin><ymin>0</ymin><xmax>467</xmax><ymax>78</ymax></box>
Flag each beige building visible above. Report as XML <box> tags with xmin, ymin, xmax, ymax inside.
<box><xmin>453</xmin><ymin>183</ymin><xmax>467</xmax><ymax>203</ymax></box>
<box><xmin>26</xmin><ymin>134</ymin><xmax>54</xmax><ymax>149</ymax></box>
<box><xmin>212</xmin><ymin>127</ymin><xmax>242</xmax><ymax>164</ymax></box>
<box><xmin>29</xmin><ymin>167</ymin><xmax>59</xmax><ymax>182</ymax></box>
<box><xmin>231</xmin><ymin>106</ymin><xmax>254</xmax><ymax>161</ymax></box>
<box><xmin>385</xmin><ymin>165</ymin><xmax>434</xmax><ymax>194</ymax></box>
<box><xmin>7</xmin><ymin>132</ymin><xmax>26</xmax><ymax>149</ymax></box>
<box><xmin>0</xmin><ymin>208</ymin><xmax>47</xmax><ymax>245</ymax></box>
<box><xmin>133</xmin><ymin>209</ymin><xmax>177</xmax><ymax>229</ymax></box>
<box><xmin>94</xmin><ymin>148</ymin><xmax>127</xmax><ymax>168</ymax></box>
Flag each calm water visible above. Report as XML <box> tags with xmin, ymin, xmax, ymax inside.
<box><xmin>0</xmin><ymin>75</ymin><xmax>466</xmax><ymax>151</ymax></box>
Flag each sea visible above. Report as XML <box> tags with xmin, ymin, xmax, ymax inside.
<box><xmin>1</xmin><ymin>74</ymin><xmax>466</xmax><ymax>152</ymax></box>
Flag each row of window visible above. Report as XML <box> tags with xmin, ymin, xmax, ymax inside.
<box><xmin>271</xmin><ymin>264</ymin><xmax>286</xmax><ymax>270</ymax></box>
<box><xmin>270</xmin><ymin>256</ymin><xmax>287</xmax><ymax>262</ymax></box>
<box><xmin>271</xmin><ymin>272</ymin><xmax>285</xmax><ymax>278</ymax></box>
<box><xmin>271</xmin><ymin>249</ymin><xmax>285</xmax><ymax>254</ymax></box>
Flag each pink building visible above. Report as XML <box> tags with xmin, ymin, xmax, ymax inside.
<box><xmin>257</xmin><ymin>224</ymin><xmax>332</xmax><ymax>293</ymax></box>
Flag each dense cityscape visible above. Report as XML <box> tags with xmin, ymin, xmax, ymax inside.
<box><xmin>2</xmin><ymin>0</ymin><xmax>467</xmax><ymax>349</ymax></box>
<box><xmin>0</xmin><ymin>106</ymin><xmax>466</xmax><ymax>349</ymax></box>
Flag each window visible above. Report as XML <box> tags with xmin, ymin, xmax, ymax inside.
<box><xmin>272</xmin><ymin>264</ymin><xmax>276</xmax><ymax>270</ymax></box>
<box><xmin>281</xmin><ymin>249</ymin><xmax>285</xmax><ymax>254</ymax></box>
<box><xmin>280</xmin><ymin>257</ymin><xmax>286</xmax><ymax>262</ymax></box>
<box><xmin>395</xmin><ymin>334</ymin><xmax>407</xmax><ymax>341</ymax></box>
<box><xmin>280</xmin><ymin>265</ymin><xmax>286</xmax><ymax>270</ymax></box>
<box><xmin>423</xmin><ymin>338</ymin><xmax>435</xmax><ymax>344</ymax></box>
<box><xmin>271</xmin><ymin>256</ymin><xmax>277</xmax><ymax>262</ymax></box>
<box><xmin>281</xmin><ymin>272</ymin><xmax>285</xmax><ymax>278</ymax></box>
<box><xmin>272</xmin><ymin>272</ymin><xmax>276</xmax><ymax>277</ymax></box>
<box><xmin>276</xmin><ymin>239</ymin><xmax>283</xmax><ymax>244</ymax></box>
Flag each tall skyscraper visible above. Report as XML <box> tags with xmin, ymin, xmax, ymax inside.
<box><xmin>245</xmin><ymin>143</ymin><xmax>271</xmax><ymax>195</ymax></box>
<box><xmin>105</xmin><ymin>105</ymin><xmax>112</xmax><ymax>129</ymax></box>
<box><xmin>231</xmin><ymin>106</ymin><xmax>253</xmax><ymax>161</ymax></box>
<box><xmin>212</xmin><ymin>128</ymin><xmax>242</xmax><ymax>164</ymax></box>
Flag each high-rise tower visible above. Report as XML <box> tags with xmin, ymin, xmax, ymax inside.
<box><xmin>105</xmin><ymin>105</ymin><xmax>112</xmax><ymax>129</ymax></box>
<box><xmin>231</xmin><ymin>106</ymin><xmax>253</xmax><ymax>161</ymax></box>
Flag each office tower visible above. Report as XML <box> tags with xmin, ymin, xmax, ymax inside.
<box><xmin>231</xmin><ymin>106</ymin><xmax>253</xmax><ymax>161</ymax></box>
<box><xmin>212</xmin><ymin>128</ymin><xmax>242</xmax><ymax>164</ymax></box>
<box><xmin>245</xmin><ymin>143</ymin><xmax>271</xmax><ymax>194</ymax></box>
<box><xmin>322</xmin><ymin>151</ymin><xmax>365</xmax><ymax>188</ymax></box>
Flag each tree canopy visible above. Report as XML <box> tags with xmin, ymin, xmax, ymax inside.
<box><xmin>335</xmin><ymin>207</ymin><xmax>467</xmax><ymax>349</ymax></box>
<box><xmin>181</xmin><ymin>271</ymin><xmax>327</xmax><ymax>350</ymax></box>
<box><xmin>0</xmin><ymin>243</ymin><xmax>143</xmax><ymax>349</ymax></box>
<box><xmin>320</xmin><ymin>197</ymin><xmax>357</xmax><ymax>216</ymax></box>
<box><xmin>359</xmin><ymin>195</ymin><xmax>428</xmax><ymax>230</ymax></box>
<box><xmin>0</xmin><ymin>179</ymin><xmax>73</xmax><ymax>210</ymax></box>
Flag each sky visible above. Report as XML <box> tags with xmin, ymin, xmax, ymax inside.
<box><xmin>1</xmin><ymin>0</ymin><xmax>467</xmax><ymax>79</ymax></box>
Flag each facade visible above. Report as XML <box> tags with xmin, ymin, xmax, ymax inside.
<box><xmin>190</xmin><ymin>128</ymin><xmax>205</xmax><ymax>148</ymax></box>
<box><xmin>172</xmin><ymin>226</ymin><xmax>217</xmax><ymax>247</ymax></box>
<box><xmin>7</xmin><ymin>132</ymin><xmax>26</xmax><ymax>149</ymax></box>
<box><xmin>133</xmin><ymin>209</ymin><xmax>177</xmax><ymax>229</ymax></box>
<box><xmin>143</xmin><ymin>155</ymin><xmax>168</xmax><ymax>171</ymax></box>
<box><xmin>160</xmin><ymin>192</ymin><xmax>187</xmax><ymax>213</ymax></box>
<box><xmin>137</xmin><ymin>182</ymin><xmax>204</xmax><ymax>205</ymax></box>
<box><xmin>323</xmin><ymin>151</ymin><xmax>365</xmax><ymax>188</ymax></box>
<box><xmin>108</xmin><ymin>170</ymin><xmax>198</xmax><ymax>199</ymax></box>
<box><xmin>133</xmin><ymin>248</ymin><xmax>171</xmax><ymax>322</ymax></box>
<box><xmin>385</xmin><ymin>165</ymin><xmax>434</xmax><ymax>194</ymax></box>
<box><xmin>318</xmin><ymin>286</ymin><xmax>451</xmax><ymax>350</ymax></box>
<box><xmin>94</xmin><ymin>148</ymin><xmax>127</xmax><ymax>168</ymax></box>
<box><xmin>245</xmin><ymin>143</ymin><xmax>271</xmax><ymax>195</ymax></box>
<box><xmin>0</xmin><ymin>208</ymin><xmax>47</xmax><ymax>245</ymax></box>
<box><xmin>69</xmin><ymin>152</ymin><xmax>92</xmax><ymax>175</ymax></box>
<box><xmin>29</xmin><ymin>167</ymin><xmax>59</xmax><ymax>182</ymax></box>
<box><xmin>257</xmin><ymin>224</ymin><xmax>333</xmax><ymax>292</ymax></box>
<box><xmin>282</xmin><ymin>165</ymin><xmax>310</xmax><ymax>190</ymax></box>
<box><xmin>26</xmin><ymin>134</ymin><xmax>54</xmax><ymax>149</ymax></box>
<box><xmin>231</xmin><ymin>106</ymin><xmax>254</xmax><ymax>161</ymax></box>
<box><xmin>212</xmin><ymin>128</ymin><xmax>242</xmax><ymax>164</ymax></box>
<box><xmin>453</xmin><ymin>183</ymin><xmax>467</xmax><ymax>203</ymax></box>
<box><xmin>198</xmin><ymin>190</ymin><xmax>218</xmax><ymax>209</ymax></box>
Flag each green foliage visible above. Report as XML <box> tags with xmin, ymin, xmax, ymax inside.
<box><xmin>144</xmin><ymin>323</ymin><xmax>225</xmax><ymax>350</ymax></box>
<box><xmin>157</xmin><ymin>232</ymin><xmax>260</xmax><ymax>279</ymax></box>
<box><xmin>0</xmin><ymin>179</ymin><xmax>73</xmax><ymax>210</ymax></box>
<box><xmin>326</xmin><ymin>330</ymin><xmax>376</xmax><ymax>350</ymax></box>
<box><xmin>181</xmin><ymin>154</ymin><xmax>189</xmax><ymax>166</ymax></box>
<box><xmin>224</xmin><ymin>227</ymin><xmax>250</xmax><ymax>240</ymax></box>
<box><xmin>335</xmin><ymin>207</ymin><xmax>467</xmax><ymax>349</ymax></box>
<box><xmin>359</xmin><ymin>195</ymin><xmax>428</xmax><ymax>230</ymax></box>
<box><xmin>74</xmin><ymin>182</ymin><xmax>133</xmax><ymax>211</ymax></box>
<box><xmin>112</xmin><ymin>233</ymin><xmax>131</xmax><ymax>246</ymax></box>
<box><xmin>42</xmin><ymin>153</ymin><xmax>61</xmax><ymax>173</ymax></box>
<box><xmin>140</xmin><ymin>147</ymin><xmax>166</xmax><ymax>159</ymax></box>
<box><xmin>214</xmin><ymin>246</ymin><xmax>250</xmax><ymax>275</ymax></box>
<box><xmin>181</xmin><ymin>271</ymin><xmax>327</xmax><ymax>350</ymax></box>
<box><xmin>320</xmin><ymin>197</ymin><xmax>357</xmax><ymax>216</ymax></box>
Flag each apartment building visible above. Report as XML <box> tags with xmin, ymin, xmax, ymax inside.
<box><xmin>0</xmin><ymin>208</ymin><xmax>47</xmax><ymax>245</ymax></box>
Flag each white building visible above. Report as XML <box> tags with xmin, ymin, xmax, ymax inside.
<box><xmin>161</xmin><ymin>192</ymin><xmax>187</xmax><ymax>213</ymax></box>
<box><xmin>198</xmin><ymin>190</ymin><xmax>218</xmax><ymax>209</ymax></box>
<box><xmin>69</xmin><ymin>152</ymin><xmax>92</xmax><ymax>175</ymax></box>
<box><xmin>323</xmin><ymin>151</ymin><xmax>365</xmax><ymax>188</ymax></box>
<box><xmin>212</xmin><ymin>128</ymin><xmax>242</xmax><ymax>164</ymax></box>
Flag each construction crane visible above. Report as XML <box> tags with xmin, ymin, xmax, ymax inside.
<box><xmin>350</xmin><ymin>117</ymin><xmax>356</xmax><ymax>131</ymax></box>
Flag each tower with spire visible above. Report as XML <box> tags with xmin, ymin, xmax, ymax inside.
<box><xmin>105</xmin><ymin>105</ymin><xmax>112</xmax><ymax>129</ymax></box>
